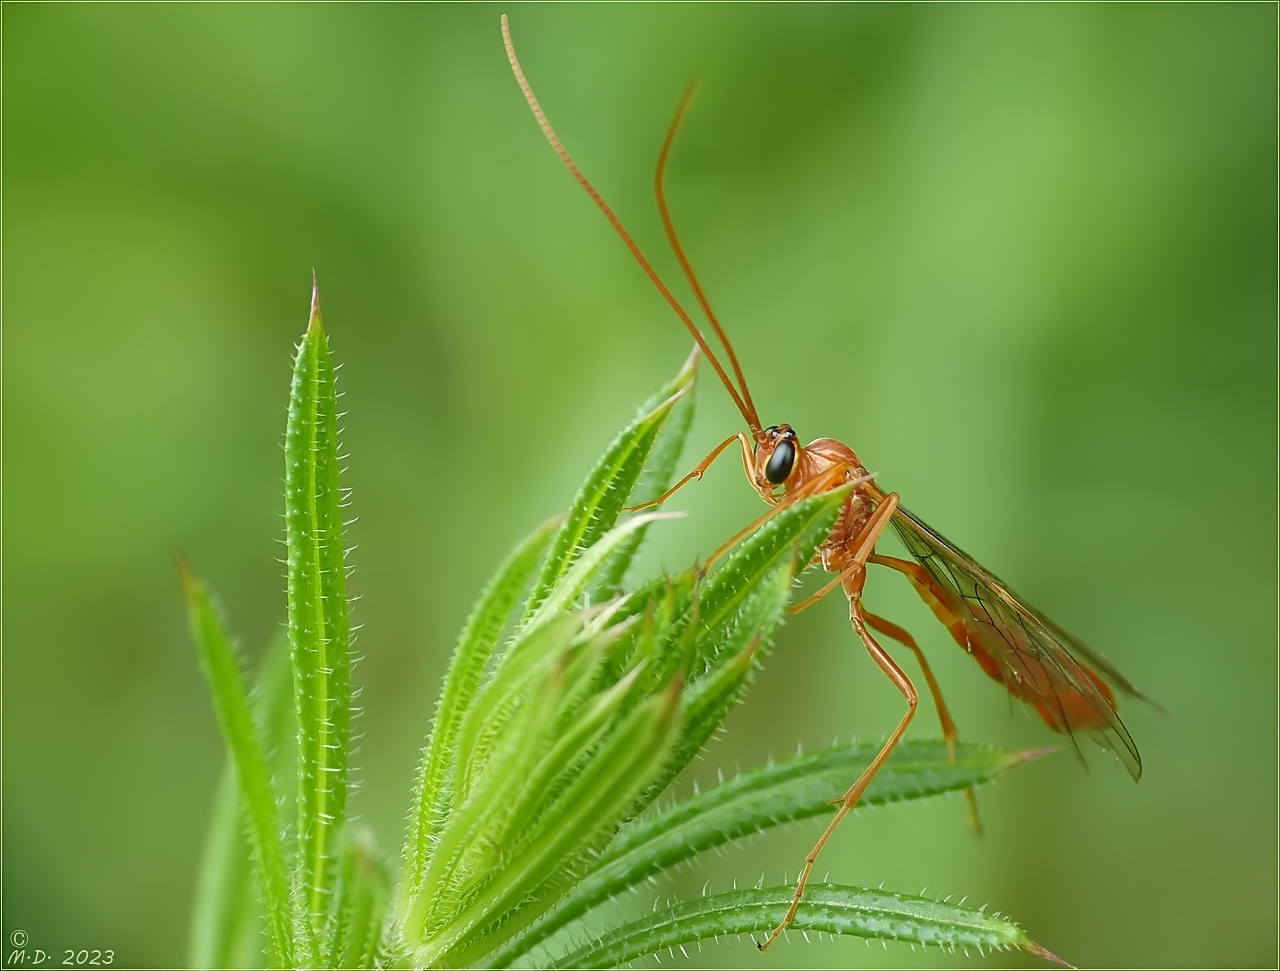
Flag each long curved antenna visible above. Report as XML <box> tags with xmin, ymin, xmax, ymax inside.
<box><xmin>655</xmin><ymin>85</ymin><xmax>762</xmax><ymax>432</ymax></box>
<box><xmin>502</xmin><ymin>15</ymin><xmax>762</xmax><ymax>435</ymax></box>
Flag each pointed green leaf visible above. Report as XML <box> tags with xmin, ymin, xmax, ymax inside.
<box><xmin>464</xmin><ymin>625</ymin><xmax>649</xmax><ymax>879</ymax></box>
<box><xmin>498</xmin><ymin>741</ymin><xmax>1038</xmax><ymax>967</ymax></box>
<box><xmin>591</xmin><ymin>346</ymin><xmax>699</xmax><ymax>601</ymax></box>
<box><xmin>449</xmin><ymin>612</ymin><xmax>582</xmax><ymax>807</ymax></box>
<box><xmin>595</xmin><ymin>568</ymin><xmax>699</xmax><ymax>696</ymax></box>
<box><xmin>496</xmin><ymin>656</ymin><xmax>649</xmax><ymax>848</ymax></box>
<box><xmin>405</xmin><ymin>611</ymin><xmax>583</xmax><ymax>938</ymax></box>
<box><xmin>636</xmin><ymin>563</ymin><xmax>795</xmax><ymax>811</ymax></box>
<box><xmin>328</xmin><ymin>831</ymin><xmax>391</xmax><ymax>970</ymax></box>
<box><xmin>439</xmin><ymin>643</ymin><xmax>577</xmax><ymax>893</ymax></box>
<box><xmin>521</xmin><ymin>365</ymin><xmax>692</xmax><ymax>624</ymax></box>
<box><xmin>189</xmin><ymin>757</ymin><xmax>259</xmax><ymax>969</ymax></box>
<box><xmin>522</xmin><ymin>511</ymin><xmax>677</xmax><ymax>632</ymax></box>
<box><xmin>695</xmin><ymin>484</ymin><xmax>852</xmax><ymax>641</ymax></box>
<box><xmin>397</xmin><ymin>516</ymin><xmax>558</xmax><ymax>926</ymax></box>
<box><xmin>188</xmin><ymin>636</ymin><xmax>293</xmax><ymax>969</ymax></box>
<box><xmin>550</xmin><ymin>883</ymin><xmax>1064</xmax><ymax>968</ymax></box>
<box><xmin>180</xmin><ymin>563</ymin><xmax>295</xmax><ymax>969</ymax></box>
<box><xmin>284</xmin><ymin>282</ymin><xmax>354</xmax><ymax>956</ymax></box>
<box><xmin>423</xmin><ymin>682</ymin><xmax>683</xmax><ymax>968</ymax></box>
<box><xmin>415</xmin><ymin>609</ymin><xmax>629</xmax><ymax>927</ymax></box>
<box><xmin>602</xmin><ymin>742</ymin><xmax>1039</xmax><ymax>894</ymax></box>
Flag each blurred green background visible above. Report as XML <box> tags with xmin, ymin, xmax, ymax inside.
<box><xmin>4</xmin><ymin>4</ymin><xmax>1276</xmax><ymax>968</ymax></box>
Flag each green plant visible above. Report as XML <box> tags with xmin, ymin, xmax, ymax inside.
<box><xmin>182</xmin><ymin>288</ymin><xmax>1063</xmax><ymax>969</ymax></box>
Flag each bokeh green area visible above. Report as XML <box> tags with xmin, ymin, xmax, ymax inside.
<box><xmin>4</xmin><ymin>5</ymin><xmax>1276</xmax><ymax>968</ymax></box>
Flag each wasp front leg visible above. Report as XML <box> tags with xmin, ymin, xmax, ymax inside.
<box><xmin>629</xmin><ymin>432</ymin><xmax>754</xmax><ymax>512</ymax></box>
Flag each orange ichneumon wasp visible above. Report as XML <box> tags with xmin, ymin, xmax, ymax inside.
<box><xmin>502</xmin><ymin>16</ymin><xmax>1152</xmax><ymax>952</ymax></box>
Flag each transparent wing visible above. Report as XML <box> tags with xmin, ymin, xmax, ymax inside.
<box><xmin>888</xmin><ymin>504</ymin><xmax>1142</xmax><ymax>781</ymax></box>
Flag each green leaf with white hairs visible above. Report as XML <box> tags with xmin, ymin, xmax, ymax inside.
<box><xmin>421</xmin><ymin>682</ymin><xmax>684</xmax><ymax>969</ymax></box>
<box><xmin>606</xmin><ymin>741</ymin><xmax>1039</xmax><ymax>899</ymax></box>
<box><xmin>521</xmin><ymin>357</ymin><xmax>694</xmax><ymax>624</ymax></box>
<box><xmin>187</xmin><ymin>635</ymin><xmax>293</xmax><ymax>969</ymax></box>
<box><xmin>283</xmin><ymin>286</ymin><xmax>354</xmax><ymax>960</ymax></box>
<box><xmin>407</xmin><ymin>611</ymin><xmax>582</xmax><ymax>936</ymax></box>
<box><xmin>636</xmin><ymin>563</ymin><xmax>795</xmax><ymax>812</ymax></box>
<box><xmin>522</xmin><ymin>510</ymin><xmax>680</xmax><ymax>632</ymax></box>
<box><xmin>397</xmin><ymin>516</ymin><xmax>558</xmax><ymax>926</ymax></box>
<box><xmin>550</xmin><ymin>883</ymin><xmax>1064</xmax><ymax>968</ymax></box>
<box><xmin>329</xmin><ymin>831</ymin><xmax>391</xmax><ymax>970</ymax></box>
<box><xmin>448</xmin><ymin>609</ymin><xmax>590</xmax><ymax>807</ymax></box>
<box><xmin>181</xmin><ymin>566</ymin><xmax>295</xmax><ymax>970</ymax></box>
<box><xmin>694</xmin><ymin>483</ymin><xmax>853</xmax><ymax>640</ymax></box>
<box><xmin>499</xmin><ymin>742</ymin><xmax>1042</xmax><ymax>966</ymax></box>
<box><xmin>488</xmin><ymin>652</ymin><xmax>650</xmax><ymax>865</ymax></box>
<box><xmin>591</xmin><ymin>345</ymin><xmax>699</xmax><ymax>601</ymax></box>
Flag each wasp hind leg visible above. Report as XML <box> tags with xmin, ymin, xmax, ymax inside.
<box><xmin>862</xmin><ymin>606</ymin><xmax>982</xmax><ymax>834</ymax></box>
<box><xmin>757</xmin><ymin>572</ymin><xmax>919</xmax><ymax>951</ymax></box>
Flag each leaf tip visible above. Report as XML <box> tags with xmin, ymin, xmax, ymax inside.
<box><xmin>631</xmin><ymin>509</ymin><xmax>688</xmax><ymax>529</ymax></box>
<box><xmin>308</xmin><ymin>271</ymin><xmax>324</xmax><ymax>336</ymax></box>
<box><xmin>176</xmin><ymin>551</ymin><xmax>200</xmax><ymax>603</ymax></box>
<box><xmin>676</xmin><ymin>342</ymin><xmax>701</xmax><ymax>385</ymax></box>
<box><xmin>1027</xmin><ymin>939</ymin><xmax>1073</xmax><ymax>968</ymax></box>
<box><xmin>1006</xmin><ymin>746</ymin><xmax>1059</xmax><ymax>771</ymax></box>
<box><xmin>650</xmin><ymin>383</ymin><xmax>691</xmax><ymax>423</ymax></box>
<box><xmin>664</xmin><ymin>667</ymin><xmax>686</xmax><ymax>714</ymax></box>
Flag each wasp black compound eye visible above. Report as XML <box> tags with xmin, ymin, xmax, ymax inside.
<box><xmin>764</xmin><ymin>437</ymin><xmax>796</xmax><ymax>485</ymax></box>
